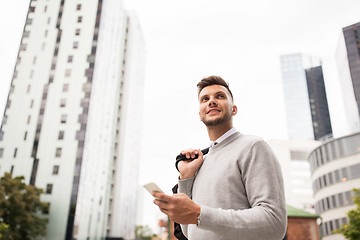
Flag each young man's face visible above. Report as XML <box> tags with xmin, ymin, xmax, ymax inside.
<box><xmin>198</xmin><ymin>84</ymin><xmax>237</xmax><ymax>127</ymax></box>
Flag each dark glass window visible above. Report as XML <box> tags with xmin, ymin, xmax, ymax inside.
<box><xmin>60</xmin><ymin>99</ymin><xmax>66</xmax><ymax>107</ymax></box>
<box><xmin>13</xmin><ymin>148</ymin><xmax>17</xmax><ymax>158</ymax></box>
<box><xmin>76</xmin><ymin>4</ymin><xmax>81</xmax><ymax>10</ymax></box>
<box><xmin>58</xmin><ymin>131</ymin><xmax>64</xmax><ymax>140</ymax></box>
<box><xmin>0</xmin><ymin>148</ymin><xmax>3</xmax><ymax>158</ymax></box>
<box><xmin>53</xmin><ymin>165</ymin><xmax>59</xmax><ymax>175</ymax></box>
<box><xmin>61</xmin><ymin>115</ymin><xmax>67</xmax><ymax>124</ymax></box>
<box><xmin>77</xmin><ymin>16</ymin><xmax>82</xmax><ymax>23</ymax></box>
<box><xmin>46</xmin><ymin>184</ymin><xmax>53</xmax><ymax>194</ymax></box>
<box><xmin>55</xmin><ymin>148</ymin><xmax>62</xmax><ymax>157</ymax></box>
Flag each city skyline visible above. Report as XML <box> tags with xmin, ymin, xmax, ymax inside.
<box><xmin>1</xmin><ymin>0</ymin><xmax>360</xmax><ymax>234</ymax></box>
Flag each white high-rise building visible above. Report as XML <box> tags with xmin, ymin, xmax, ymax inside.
<box><xmin>268</xmin><ymin>139</ymin><xmax>320</xmax><ymax>213</ymax></box>
<box><xmin>0</xmin><ymin>0</ymin><xmax>145</xmax><ymax>239</ymax></box>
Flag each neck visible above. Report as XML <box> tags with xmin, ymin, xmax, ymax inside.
<box><xmin>206</xmin><ymin>122</ymin><xmax>233</xmax><ymax>141</ymax></box>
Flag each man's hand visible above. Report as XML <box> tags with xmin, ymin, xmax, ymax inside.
<box><xmin>178</xmin><ymin>148</ymin><xmax>204</xmax><ymax>179</ymax></box>
<box><xmin>153</xmin><ymin>192</ymin><xmax>200</xmax><ymax>224</ymax></box>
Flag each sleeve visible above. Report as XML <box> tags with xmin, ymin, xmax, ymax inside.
<box><xmin>177</xmin><ymin>177</ymin><xmax>195</xmax><ymax>238</ymax></box>
<box><xmin>197</xmin><ymin>140</ymin><xmax>287</xmax><ymax>240</ymax></box>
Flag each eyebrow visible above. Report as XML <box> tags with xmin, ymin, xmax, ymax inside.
<box><xmin>199</xmin><ymin>91</ymin><xmax>227</xmax><ymax>100</ymax></box>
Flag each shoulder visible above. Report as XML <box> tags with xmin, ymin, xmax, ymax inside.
<box><xmin>233</xmin><ymin>133</ymin><xmax>264</xmax><ymax>147</ymax></box>
<box><xmin>234</xmin><ymin>134</ymin><xmax>274</xmax><ymax>155</ymax></box>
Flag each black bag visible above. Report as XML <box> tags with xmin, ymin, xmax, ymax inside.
<box><xmin>172</xmin><ymin>184</ymin><xmax>188</xmax><ymax>240</ymax></box>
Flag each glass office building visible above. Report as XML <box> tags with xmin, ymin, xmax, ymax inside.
<box><xmin>280</xmin><ymin>53</ymin><xmax>333</xmax><ymax>141</ymax></box>
<box><xmin>335</xmin><ymin>22</ymin><xmax>360</xmax><ymax>135</ymax></box>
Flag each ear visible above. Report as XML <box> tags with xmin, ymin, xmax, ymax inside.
<box><xmin>232</xmin><ymin>105</ymin><xmax>238</xmax><ymax>116</ymax></box>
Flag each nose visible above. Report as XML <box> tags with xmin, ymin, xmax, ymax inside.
<box><xmin>208</xmin><ymin>96</ymin><xmax>217</xmax><ymax>107</ymax></box>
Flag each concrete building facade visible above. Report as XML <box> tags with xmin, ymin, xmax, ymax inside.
<box><xmin>0</xmin><ymin>0</ymin><xmax>145</xmax><ymax>239</ymax></box>
<box><xmin>309</xmin><ymin>132</ymin><xmax>360</xmax><ymax>239</ymax></box>
<box><xmin>268</xmin><ymin>139</ymin><xmax>320</xmax><ymax>213</ymax></box>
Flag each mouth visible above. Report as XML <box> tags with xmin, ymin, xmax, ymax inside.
<box><xmin>207</xmin><ymin>109</ymin><xmax>221</xmax><ymax>115</ymax></box>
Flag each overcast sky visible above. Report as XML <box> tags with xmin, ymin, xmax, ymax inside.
<box><xmin>1</xmin><ymin>0</ymin><xmax>360</xmax><ymax>233</ymax></box>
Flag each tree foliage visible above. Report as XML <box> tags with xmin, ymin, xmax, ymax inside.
<box><xmin>135</xmin><ymin>225</ymin><xmax>156</xmax><ymax>240</ymax></box>
<box><xmin>335</xmin><ymin>188</ymin><xmax>360</xmax><ymax>240</ymax></box>
<box><xmin>0</xmin><ymin>172</ymin><xmax>47</xmax><ymax>240</ymax></box>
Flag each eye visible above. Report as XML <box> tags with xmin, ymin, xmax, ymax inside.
<box><xmin>217</xmin><ymin>94</ymin><xmax>225</xmax><ymax>99</ymax></box>
<box><xmin>201</xmin><ymin>96</ymin><xmax>209</xmax><ymax>102</ymax></box>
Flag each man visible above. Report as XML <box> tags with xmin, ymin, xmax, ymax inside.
<box><xmin>153</xmin><ymin>76</ymin><xmax>287</xmax><ymax>240</ymax></box>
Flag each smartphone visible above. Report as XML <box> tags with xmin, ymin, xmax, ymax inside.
<box><xmin>143</xmin><ymin>182</ymin><xmax>164</xmax><ymax>200</ymax></box>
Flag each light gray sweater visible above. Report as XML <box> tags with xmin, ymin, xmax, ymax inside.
<box><xmin>178</xmin><ymin>132</ymin><xmax>287</xmax><ymax>240</ymax></box>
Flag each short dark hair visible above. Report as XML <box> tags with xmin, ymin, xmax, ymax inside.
<box><xmin>197</xmin><ymin>75</ymin><xmax>233</xmax><ymax>100</ymax></box>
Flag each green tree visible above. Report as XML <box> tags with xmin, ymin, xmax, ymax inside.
<box><xmin>335</xmin><ymin>188</ymin><xmax>360</xmax><ymax>240</ymax></box>
<box><xmin>0</xmin><ymin>222</ymin><xmax>9</xmax><ymax>239</ymax></box>
<box><xmin>0</xmin><ymin>172</ymin><xmax>47</xmax><ymax>240</ymax></box>
<box><xmin>135</xmin><ymin>225</ymin><xmax>156</xmax><ymax>240</ymax></box>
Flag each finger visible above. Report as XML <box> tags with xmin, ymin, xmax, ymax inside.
<box><xmin>152</xmin><ymin>192</ymin><xmax>173</xmax><ymax>203</ymax></box>
<box><xmin>153</xmin><ymin>199</ymin><xmax>169</xmax><ymax>210</ymax></box>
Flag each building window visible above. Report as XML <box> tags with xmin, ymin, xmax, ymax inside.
<box><xmin>63</xmin><ymin>83</ymin><xmax>69</xmax><ymax>92</ymax></box>
<box><xmin>75</xmin><ymin>29</ymin><xmax>80</xmax><ymax>36</ymax></box>
<box><xmin>58</xmin><ymin>131</ymin><xmax>64</xmax><ymax>140</ymax></box>
<box><xmin>44</xmin><ymin>6</ymin><xmax>47</xmax><ymax>12</ymax></box>
<box><xmin>27</xmin><ymin>85</ymin><xmax>31</xmax><ymax>93</ymax></box>
<box><xmin>29</xmin><ymin>6</ymin><xmax>35</xmax><ymax>13</ymax></box>
<box><xmin>0</xmin><ymin>148</ymin><xmax>3</xmax><ymax>158</ymax></box>
<box><xmin>13</xmin><ymin>148</ymin><xmax>18</xmax><ymax>158</ymax></box>
<box><xmin>76</xmin><ymin>4</ymin><xmax>81</xmax><ymax>10</ymax></box>
<box><xmin>47</xmin><ymin>17</ymin><xmax>51</xmax><ymax>24</ymax></box>
<box><xmin>23</xmin><ymin>31</ymin><xmax>30</xmax><ymax>38</ymax></box>
<box><xmin>55</xmin><ymin>148</ymin><xmax>62</xmax><ymax>157</ymax></box>
<box><xmin>44</xmin><ymin>30</ymin><xmax>48</xmax><ymax>37</ymax></box>
<box><xmin>73</xmin><ymin>42</ymin><xmax>79</xmax><ymax>49</ymax></box>
<box><xmin>68</xmin><ymin>55</ymin><xmax>73</xmax><ymax>63</ymax></box>
<box><xmin>10</xmin><ymin>166</ymin><xmax>14</xmax><ymax>174</ymax></box>
<box><xmin>20</xmin><ymin>44</ymin><xmax>27</xmax><ymax>51</ymax></box>
<box><xmin>46</xmin><ymin>184</ymin><xmax>53</xmax><ymax>194</ymax></box>
<box><xmin>6</xmin><ymin>100</ymin><xmax>11</xmax><ymax>109</ymax></box>
<box><xmin>41</xmin><ymin>43</ymin><xmax>46</xmax><ymax>51</ymax></box>
<box><xmin>53</xmin><ymin>165</ymin><xmax>59</xmax><ymax>175</ymax></box>
<box><xmin>26</xmin><ymin>18</ymin><xmax>32</xmax><ymax>25</ymax></box>
<box><xmin>30</xmin><ymin>99</ymin><xmax>34</xmax><ymax>108</ymax></box>
<box><xmin>65</xmin><ymin>69</ymin><xmax>71</xmax><ymax>77</ymax></box>
<box><xmin>24</xmin><ymin>132</ymin><xmax>28</xmax><ymax>141</ymax></box>
<box><xmin>33</xmin><ymin>56</ymin><xmax>37</xmax><ymax>64</ymax></box>
<box><xmin>42</xmin><ymin>202</ymin><xmax>50</xmax><ymax>214</ymax></box>
<box><xmin>77</xmin><ymin>16</ymin><xmax>82</xmax><ymax>23</ymax></box>
<box><xmin>61</xmin><ymin>115</ymin><xmax>67</xmax><ymax>124</ymax></box>
<box><xmin>60</xmin><ymin>99</ymin><xmax>66</xmax><ymax>108</ymax></box>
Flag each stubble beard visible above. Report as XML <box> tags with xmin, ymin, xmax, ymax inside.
<box><xmin>201</xmin><ymin>109</ymin><xmax>232</xmax><ymax>127</ymax></box>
